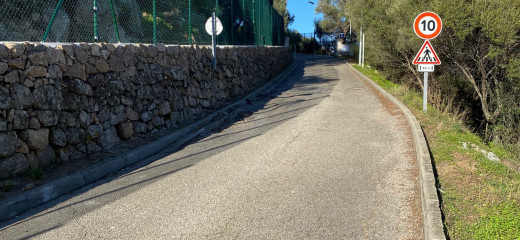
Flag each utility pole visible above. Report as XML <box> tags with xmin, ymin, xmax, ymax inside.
<box><xmin>308</xmin><ymin>1</ymin><xmax>316</xmax><ymax>54</ymax></box>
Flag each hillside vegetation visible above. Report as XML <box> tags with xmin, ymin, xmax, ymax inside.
<box><xmin>319</xmin><ymin>0</ymin><xmax>520</xmax><ymax>238</ymax></box>
<box><xmin>324</xmin><ymin>0</ymin><xmax>520</xmax><ymax>143</ymax></box>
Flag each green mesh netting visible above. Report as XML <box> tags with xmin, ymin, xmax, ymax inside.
<box><xmin>0</xmin><ymin>0</ymin><xmax>284</xmax><ymax>45</ymax></box>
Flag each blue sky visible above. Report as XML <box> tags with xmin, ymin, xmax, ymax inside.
<box><xmin>287</xmin><ymin>0</ymin><xmax>323</xmax><ymax>34</ymax></box>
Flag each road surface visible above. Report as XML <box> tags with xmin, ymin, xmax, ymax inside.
<box><xmin>1</xmin><ymin>55</ymin><xmax>423</xmax><ymax>239</ymax></box>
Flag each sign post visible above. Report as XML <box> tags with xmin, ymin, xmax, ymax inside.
<box><xmin>205</xmin><ymin>13</ymin><xmax>223</xmax><ymax>70</ymax></box>
<box><xmin>412</xmin><ymin>11</ymin><xmax>442</xmax><ymax>112</ymax></box>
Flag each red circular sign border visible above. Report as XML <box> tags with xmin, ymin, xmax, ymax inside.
<box><xmin>414</xmin><ymin>11</ymin><xmax>442</xmax><ymax>39</ymax></box>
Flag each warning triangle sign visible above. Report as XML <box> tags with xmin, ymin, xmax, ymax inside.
<box><xmin>413</xmin><ymin>40</ymin><xmax>441</xmax><ymax>65</ymax></box>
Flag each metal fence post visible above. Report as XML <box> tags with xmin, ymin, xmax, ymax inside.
<box><xmin>93</xmin><ymin>0</ymin><xmax>99</xmax><ymax>42</ymax></box>
<box><xmin>42</xmin><ymin>0</ymin><xmax>64</xmax><ymax>42</ymax></box>
<box><xmin>109</xmin><ymin>0</ymin><xmax>121</xmax><ymax>43</ymax></box>
<box><xmin>153</xmin><ymin>0</ymin><xmax>157</xmax><ymax>44</ymax></box>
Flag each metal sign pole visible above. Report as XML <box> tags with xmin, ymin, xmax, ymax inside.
<box><xmin>212</xmin><ymin>12</ymin><xmax>217</xmax><ymax>70</ymax></box>
<box><xmin>361</xmin><ymin>33</ymin><xmax>365</xmax><ymax>68</ymax></box>
<box><xmin>423</xmin><ymin>72</ymin><xmax>428</xmax><ymax>112</ymax></box>
<box><xmin>358</xmin><ymin>27</ymin><xmax>362</xmax><ymax>65</ymax></box>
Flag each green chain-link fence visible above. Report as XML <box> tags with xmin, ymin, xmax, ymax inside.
<box><xmin>0</xmin><ymin>0</ymin><xmax>284</xmax><ymax>46</ymax></box>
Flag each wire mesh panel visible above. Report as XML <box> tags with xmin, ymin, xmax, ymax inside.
<box><xmin>0</xmin><ymin>0</ymin><xmax>284</xmax><ymax>45</ymax></box>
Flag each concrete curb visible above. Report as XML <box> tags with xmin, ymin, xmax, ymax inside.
<box><xmin>346</xmin><ymin>64</ymin><xmax>445</xmax><ymax>240</ymax></box>
<box><xmin>0</xmin><ymin>56</ymin><xmax>303</xmax><ymax>222</ymax></box>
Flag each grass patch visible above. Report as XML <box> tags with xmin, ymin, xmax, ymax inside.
<box><xmin>27</xmin><ymin>167</ymin><xmax>45</xmax><ymax>180</ymax></box>
<box><xmin>2</xmin><ymin>181</ymin><xmax>13</xmax><ymax>192</ymax></box>
<box><xmin>353</xmin><ymin>64</ymin><xmax>520</xmax><ymax>239</ymax></box>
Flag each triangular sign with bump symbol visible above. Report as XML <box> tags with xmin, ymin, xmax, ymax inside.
<box><xmin>413</xmin><ymin>40</ymin><xmax>441</xmax><ymax>65</ymax></box>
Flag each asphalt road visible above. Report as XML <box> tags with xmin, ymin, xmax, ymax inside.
<box><xmin>0</xmin><ymin>55</ymin><xmax>423</xmax><ymax>239</ymax></box>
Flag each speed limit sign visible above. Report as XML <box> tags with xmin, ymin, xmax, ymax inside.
<box><xmin>414</xmin><ymin>11</ymin><xmax>442</xmax><ymax>39</ymax></box>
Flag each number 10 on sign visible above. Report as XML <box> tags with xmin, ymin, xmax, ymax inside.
<box><xmin>414</xmin><ymin>11</ymin><xmax>442</xmax><ymax>40</ymax></box>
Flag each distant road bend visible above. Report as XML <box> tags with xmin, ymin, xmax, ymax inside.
<box><xmin>1</xmin><ymin>55</ymin><xmax>423</xmax><ymax>239</ymax></box>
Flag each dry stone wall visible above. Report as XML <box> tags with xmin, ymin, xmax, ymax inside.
<box><xmin>0</xmin><ymin>42</ymin><xmax>292</xmax><ymax>179</ymax></box>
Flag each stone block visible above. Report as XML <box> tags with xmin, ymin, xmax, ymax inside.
<box><xmin>125</xmin><ymin>108</ymin><xmax>139</xmax><ymax>121</ymax></box>
<box><xmin>15</xmin><ymin>139</ymin><xmax>29</xmax><ymax>154</ymax></box>
<box><xmin>0</xmin><ymin>153</ymin><xmax>29</xmax><ymax>179</ymax></box>
<box><xmin>0</xmin><ymin>87</ymin><xmax>11</xmax><ymax>110</ymax></box>
<box><xmin>51</xmin><ymin>129</ymin><xmax>67</xmax><ymax>147</ymax></box>
<box><xmin>95</xmin><ymin>58</ymin><xmax>110</xmax><ymax>73</ymax></box>
<box><xmin>8</xmin><ymin>60</ymin><xmax>25</xmax><ymax>70</ymax></box>
<box><xmin>97</xmin><ymin>109</ymin><xmax>110</xmax><ymax>123</ymax></box>
<box><xmin>29</xmin><ymin>117</ymin><xmax>41</xmax><ymax>129</ymax></box>
<box><xmin>65</xmin><ymin>128</ymin><xmax>82</xmax><ymax>145</ymax></box>
<box><xmin>25</xmin><ymin>129</ymin><xmax>49</xmax><ymax>151</ymax></box>
<box><xmin>59</xmin><ymin>112</ymin><xmax>79</xmax><ymax>128</ymax></box>
<box><xmin>87</xmin><ymin>125</ymin><xmax>104</xmax><ymax>139</ymax></box>
<box><xmin>158</xmin><ymin>101</ymin><xmax>171</xmax><ymax>115</ymax></box>
<box><xmin>101</xmin><ymin>50</ymin><xmax>110</xmax><ymax>60</ymax></box>
<box><xmin>140</xmin><ymin>111</ymin><xmax>153</xmax><ymax>122</ymax></box>
<box><xmin>35</xmin><ymin>110</ymin><xmax>58</xmax><ymax>127</ymax></box>
<box><xmin>25</xmin><ymin>66</ymin><xmax>47</xmax><ymax>78</ymax></box>
<box><xmin>5</xmin><ymin>70</ymin><xmax>19</xmax><ymax>83</ymax></box>
<box><xmin>63</xmin><ymin>63</ymin><xmax>86</xmax><ymax>81</ymax></box>
<box><xmin>64</xmin><ymin>78</ymin><xmax>93</xmax><ymax>96</ymax></box>
<box><xmin>28</xmin><ymin>52</ymin><xmax>49</xmax><ymax>66</ymax></box>
<box><xmin>91</xmin><ymin>44</ymin><xmax>101</xmax><ymax>57</ymax></box>
<box><xmin>133</xmin><ymin>122</ymin><xmax>147</xmax><ymax>134</ymax></box>
<box><xmin>0</xmin><ymin>118</ymin><xmax>7</xmax><ymax>131</ymax></box>
<box><xmin>0</xmin><ymin>45</ymin><xmax>7</xmax><ymax>58</ymax></box>
<box><xmin>10</xmin><ymin>110</ymin><xmax>28</xmax><ymax>130</ymax></box>
<box><xmin>26</xmin><ymin>152</ymin><xmax>38</xmax><ymax>168</ymax></box>
<box><xmin>79</xmin><ymin>111</ymin><xmax>91</xmax><ymax>125</ymax></box>
<box><xmin>74</xmin><ymin>46</ymin><xmax>88</xmax><ymax>65</ymax></box>
<box><xmin>37</xmin><ymin>146</ymin><xmax>55</xmax><ymax>168</ymax></box>
<box><xmin>48</xmin><ymin>48</ymin><xmax>66</xmax><ymax>64</ymax></box>
<box><xmin>10</xmin><ymin>83</ymin><xmax>32</xmax><ymax>109</ymax></box>
<box><xmin>0</xmin><ymin>132</ymin><xmax>18</xmax><ymax>157</ymax></box>
<box><xmin>99</xmin><ymin>126</ymin><xmax>120</xmax><ymax>150</ymax></box>
<box><xmin>33</xmin><ymin>85</ymin><xmax>61</xmax><ymax>110</ymax></box>
<box><xmin>0</xmin><ymin>62</ymin><xmax>8</xmax><ymax>74</ymax></box>
<box><xmin>152</xmin><ymin>116</ymin><xmax>164</xmax><ymax>127</ymax></box>
<box><xmin>116</xmin><ymin>122</ymin><xmax>134</xmax><ymax>140</ymax></box>
<box><xmin>56</xmin><ymin>148</ymin><xmax>70</xmax><ymax>162</ymax></box>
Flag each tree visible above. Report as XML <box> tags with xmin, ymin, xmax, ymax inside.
<box><xmin>432</xmin><ymin>0</ymin><xmax>520</xmax><ymax>139</ymax></box>
<box><xmin>273</xmin><ymin>0</ymin><xmax>295</xmax><ymax>32</ymax></box>
<box><xmin>321</xmin><ymin>0</ymin><xmax>520</xmax><ymax>142</ymax></box>
<box><xmin>316</xmin><ymin>0</ymin><xmax>349</xmax><ymax>34</ymax></box>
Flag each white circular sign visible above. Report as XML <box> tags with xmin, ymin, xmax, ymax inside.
<box><xmin>414</xmin><ymin>12</ymin><xmax>442</xmax><ymax>39</ymax></box>
<box><xmin>205</xmin><ymin>17</ymin><xmax>223</xmax><ymax>36</ymax></box>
